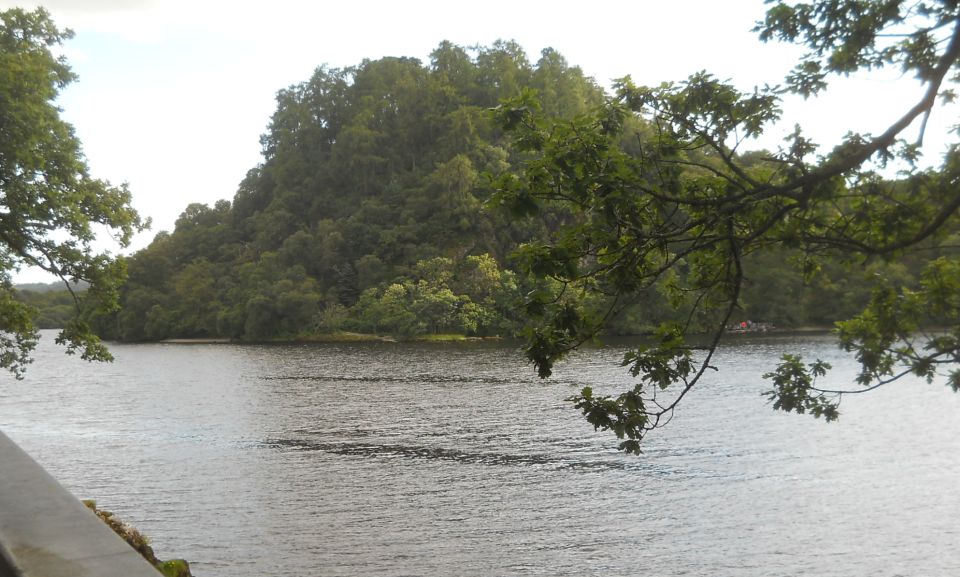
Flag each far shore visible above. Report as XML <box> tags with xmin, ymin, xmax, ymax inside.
<box><xmin>158</xmin><ymin>338</ymin><xmax>233</xmax><ymax>344</ymax></box>
<box><xmin>156</xmin><ymin>332</ymin><xmax>504</xmax><ymax>345</ymax></box>
<box><xmin>152</xmin><ymin>327</ymin><xmax>839</xmax><ymax>346</ymax></box>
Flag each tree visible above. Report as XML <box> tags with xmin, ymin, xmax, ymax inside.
<box><xmin>493</xmin><ymin>0</ymin><xmax>960</xmax><ymax>453</ymax></box>
<box><xmin>0</xmin><ymin>8</ymin><xmax>144</xmax><ymax>376</ymax></box>
<box><xmin>100</xmin><ymin>40</ymin><xmax>609</xmax><ymax>341</ymax></box>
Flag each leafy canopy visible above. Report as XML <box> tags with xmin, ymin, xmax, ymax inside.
<box><xmin>89</xmin><ymin>41</ymin><xmax>604</xmax><ymax>343</ymax></box>
<box><xmin>0</xmin><ymin>7</ymin><xmax>144</xmax><ymax>376</ymax></box>
<box><xmin>493</xmin><ymin>0</ymin><xmax>960</xmax><ymax>453</ymax></box>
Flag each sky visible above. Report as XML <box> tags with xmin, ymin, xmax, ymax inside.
<box><xmin>4</xmin><ymin>0</ymin><xmax>955</xmax><ymax>283</ymax></box>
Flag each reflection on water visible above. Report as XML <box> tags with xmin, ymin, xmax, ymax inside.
<box><xmin>1</xmin><ymin>332</ymin><xmax>958</xmax><ymax>576</ymax></box>
<box><xmin>264</xmin><ymin>437</ymin><xmax>684</xmax><ymax>473</ymax></box>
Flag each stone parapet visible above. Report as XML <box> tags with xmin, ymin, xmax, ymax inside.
<box><xmin>0</xmin><ymin>431</ymin><xmax>161</xmax><ymax>577</ymax></box>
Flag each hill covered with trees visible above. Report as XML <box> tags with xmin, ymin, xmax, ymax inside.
<box><xmin>64</xmin><ymin>40</ymin><xmax>937</xmax><ymax>343</ymax></box>
<box><xmin>85</xmin><ymin>42</ymin><xmax>602</xmax><ymax>341</ymax></box>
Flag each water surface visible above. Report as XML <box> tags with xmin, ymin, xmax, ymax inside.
<box><xmin>1</xmin><ymin>332</ymin><xmax>958</xmax><ymax>576</ymax></box>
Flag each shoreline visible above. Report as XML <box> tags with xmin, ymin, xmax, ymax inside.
<box><xmin>152</xmin><ymin>327</ymin><xmax>838</xmax><ymax>346</ymax></box>
<box><xmin>156</xmin><ymin>332</ymin><xmax>504</xmax><ymax>345</ymax></box>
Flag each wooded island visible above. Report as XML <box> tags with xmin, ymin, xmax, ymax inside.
<box><xmin>20</xmin><ymin>41</ymin><xmax>947</xmax><ymax>342</ymax></box>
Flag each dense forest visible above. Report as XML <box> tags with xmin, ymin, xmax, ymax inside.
<box><xmin>14</xmin><ymin>285</ymin><xmax>78</xmax><ymax>329</ymax></box>
<box><xmin>17</xmin><ymin>41</ymin><xmax>944</xmax><ymax>341</ymax></box>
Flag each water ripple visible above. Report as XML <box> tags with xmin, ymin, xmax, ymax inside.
<box><xmin>257</xmin><ymin>373</ymin><xmax>594</xmax><ymax>389</ymax></box>
<box><xmin>263</xmin><ymin>437</ymin><xmax>698</xmax><ymax>476</ymax></box>
<box><xmin>7</xmin><ymin>332</ymin><xmax>958</xmax><ymax>577</ymax></box>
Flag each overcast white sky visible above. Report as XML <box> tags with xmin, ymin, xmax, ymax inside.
<box><xmin>3</xmin><ymin>0</ymin><xmax>954</xmax><ymax>282</ymax></box>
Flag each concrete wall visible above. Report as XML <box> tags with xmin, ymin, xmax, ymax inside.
<box><xmin>0</xmin><ymin>431</ymin><xmax>161</xmax><ymax>577</ymax></box>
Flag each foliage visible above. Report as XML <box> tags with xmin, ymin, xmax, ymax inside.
<box><xmin>344</xmin><ymin>255</ymin><xmax>519</xmax><ymax>336</ymax></box>
<box><xmin>93</xmin><ymin>37</ymin><xmax>924</xmax><ymax>348</ymax></box>
<box><xmin>97</xmin><ymin>42</ymin><xmax>605</xmax><ymax>342</ymax></box>
<box><xmin>13</xmin><ymin>286</ymin><xmax>77</xmax><ymax>328</ymax></box>
<box><xmin>0</xmin><ymin>8</ymin><xmax>144</xmax><ymax>376</ymax></box>
<box><xmin>493</xmin><ymin>0</ymin><xmax>960</xmax><ymax>452</ymax></box>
